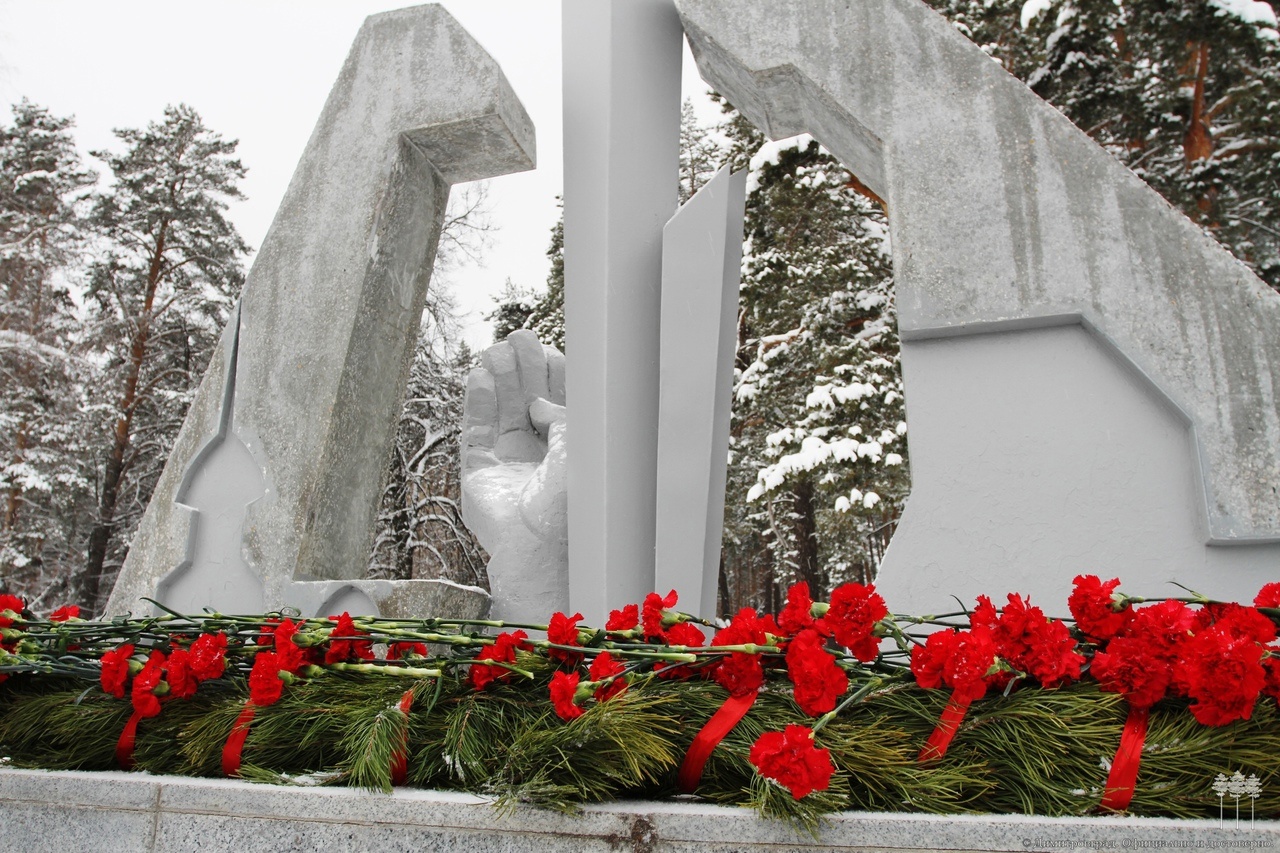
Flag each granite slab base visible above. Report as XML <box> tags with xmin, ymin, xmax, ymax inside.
<box><xmin>0</xmin><ymin>767</ymin><xmax>1275</xmax><ymax>853</ymax></box>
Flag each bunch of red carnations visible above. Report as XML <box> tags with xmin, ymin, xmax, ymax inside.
<box><xmin>471</xmin><ymin>582</ymin><xmax>891</xmax><ymax>801</ymax></box>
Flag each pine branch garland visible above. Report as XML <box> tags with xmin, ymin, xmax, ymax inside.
<box><xmin>0</xmin><ymin>578</ymin><xmax>1277</xmax><ymax>827</ymax></box>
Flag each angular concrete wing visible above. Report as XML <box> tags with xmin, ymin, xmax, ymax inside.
<box><xmin>107</xmin><ymin>5</ymin><xmax>534</xmax><ymax>617</ymax></box>
<box><xmin>655</xmin><ymin>165</ymin><xmax>747</xmax><ymax>619</ymax></box>
<box><xmin>676</xmin><ymin>0</ymin><xmax>1280</xmax><ymax>611</ymax></box>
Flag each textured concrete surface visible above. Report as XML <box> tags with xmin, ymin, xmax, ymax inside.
<box><xmin>655</xmin><ymin>165</ymin><xmax>747</xmax><ymax>619</ymax></box>
<box><xmin>0</xmin><ymin>768</ymin><xmax>1275</xmax><ymax>853</ymax></box>
<box><xmin>107</xmin><ymin>4</ymin><xmax>533</xmax><ymax>618</ymax></box>
<box><xmin>562</xmin><ymin>0</ymin><xmax>684</xmax><ymax>625</ymax></box>
<box><xmin>460</xmin><ymin>331</ymin><xmax>569</xmax><ymax>623</ymax></box>
<box><xmin>676</xmin><ymin>0</ymin><xmax>1280</xmax><ymax>614</ymax></box>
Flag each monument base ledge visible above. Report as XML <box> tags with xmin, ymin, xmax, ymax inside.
<box><xmin>0</xmin><ymin>767</ymin><xmax>1274</xmax><ymax>852</ymax></box>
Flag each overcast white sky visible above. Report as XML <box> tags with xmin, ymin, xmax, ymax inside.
<box><xmin>0</xmin><ymin>0</ymin><xmax>719</xmax><ymax>350</ymax></box>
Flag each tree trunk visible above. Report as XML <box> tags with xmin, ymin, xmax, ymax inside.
<box><xmin>80</xmin><ymin>225</ymin><xmax>167</xmax><ymax>612</ymax></box>
<box><xmin>791</xmin><ymin>477</ymin><xmax>824</xmax><ymax>599</ymax></box>
<box><xmin>3</xmin><ymin>426</ymin><xmax>28</xmax><ymax>532</ymax></box>
<box><xmin>1183</xmin><ymin>42</ymin><xmax>1213</xmax><ymax>167</ymax></box>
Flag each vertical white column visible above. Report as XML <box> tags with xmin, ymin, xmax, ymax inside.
<box><xmin>654</xmin><ymin>166</ymin><xmax>747</xmax><ymax>619</ymax></box>
<box><xmin>562</xmin><ymin>0</ymin><xmax>683</xmax><ymax>623</ymax></box>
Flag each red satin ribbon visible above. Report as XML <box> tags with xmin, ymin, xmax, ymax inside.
<box><xmin>918</xmin><ymin>692</ymin><xmax>973</xmax><ymax>762</ymax></box>
<box><xmin>677</xmin><ymin>690</ymin><xmax>758</xmax><ymax>793</ymax></box>
<box><xmin>221</xmin><ymin>702</ymin><xmax>258</xmax><ymax>777</ymax></box>
<box><xmin>390</xmin><ymin>689</ymin><xmax>415</xmax><ymax>786</ymax></box>
<box><xmin>115</xmin><ymin>710</ymin><xmax>145</xmax><ymax>770</ymax></box>
<box><xmin>1100</xmin><ymin>704</ymin><xmax>1150</xmax><ymax>812</ymax></box>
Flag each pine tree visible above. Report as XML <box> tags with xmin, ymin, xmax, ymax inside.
<box><xmin>724</xmin><ymin>132</ymin><xmax>907</xmax><ymax>611</ymax></box>
<box><xmin>368</xmin><ymin>185</ymin><xmax>494</xmax><ymax>587</ymax></box>
<box><xmin>526</xmin><ymin>213</ymin><xmax>566</xmax><ymax>351</ymax></box>
<box><xmin>0</xmin><ymin>101</ymin><xmax>97</xmax><ymax>603</ymax></box>
<box><xmin>938</xmin><ymin>0</ymin><xmax>1280</xmax><ymax>290</ymax></box>
<box><xmin>368</xmin><ymin>329</ymin><xmax>486</xmax><ymax>587</ymax></box>
<box><xmin>78</xmin><ymin>104</ymin><xmax>248</xmax><ymax>611</ymax></box>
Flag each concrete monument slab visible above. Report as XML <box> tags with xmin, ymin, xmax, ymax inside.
<box><xmin>107</xmin><ymin>4</ymin><xmax>534</xmax><ymax>619</ymax></box>
<box><xmin>655</xmin><ymin>164</ymin><xmax>748</xmax><ymax>619</ymax></box>
<box><xmin>675</xmin><ymin>0</ymin><xmax>1280</xmax><ymax>613</ymax></box>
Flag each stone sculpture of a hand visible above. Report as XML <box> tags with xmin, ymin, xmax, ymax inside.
<box><xmin>460</xmin><ymin>330</ymin><xmax>569</xmax><ymax>623</ymax></box>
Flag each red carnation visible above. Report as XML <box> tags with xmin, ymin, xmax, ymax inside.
<box><xmin>910</xmin><ymin>628</ymin><xmax>996</xmax><ymax>703</ymax></box>
<box><xmin>1255</xmin><ymin>583</ymin><xmax>1280</xmax><ymax>610</ymax></box>
<box><xmin>748</xmin><ymin>724</ymin><xmax>835</xmax><ymax>800</ymax></box>
<box><xmin>165</xmin><ymin>648</ymin><xmax>198</xmax><ymax>700</ymax></box>
<box><xmin>711</xmin><ymin>608</ymin><xmax>769</xmax><ymax>697</ymax></box>
<box><xmin>388</xmin><ymin>641</ymin><xmax>428</xmax><ymax>660</ymax></box>
<box><xmin>1177</xmin><ymin>626</ymin><xmax>1267</xmax><ymax>726</ymax></box>
<box><xmin>325</xmin><ymin>612</ymin><xmax>374</xmax><ymax>664</ymax></box>
<box><xmin>1068</xmin><ymin>575</ymin><xmax>1129</xmax><ymax>642</ymax></box>
<box><xmin>1091</xmin><ymin>636</ymin><xmax>1171</xmax><ymax>708</ymax></box>
<box><xmin>1126</xmin><ymin>600</ymin><xmax>1194</xmax><ymax>664</ymax></box>
<box><xmin>131</xmin><ymin>651</ymin><xmax>166</xmax><ymax>718</ymax></box>
<box><xmin>1262</xmin><ymin>649</ymin><xmax>1280</xmax><ymax>705</ymax></box>
<box><xmin>786</xmin><ymin>629</ymin><xmax>849</xmax><ymax>716</ymax></box>
<box><xmin>655</xmin><ymin>621</ymin><xmax>706</xmax><ymax>680</ymax></box>
<box><xmin>1018</xmin><ymin>618</ymin><xmax>1084</xmax><ymax>688</ymax></box>
<box><xmin>550</xmin><ymin>670</ymin><xmax>585</xmax><ymax>720</ymax></box>
<box><xmin>1192</xmin><ymin>603</ymin><xmax>1276</xmax><ymax>646</ymax></box>
<box><xmin>779</xmin><ymin>582</ymin><xmax>816</xmax><ymax>636</ymax></box>
<box><xmin>100</xmin><ymin>644</ymin><xmax>135</xmax><ymax>699</ymax></box>
<box><xmin>822</xmin><ymin>583</ymin><xmax>886</xmax><ymax>662</ymax></box>
<box><xmin>189</xmin><ymin>633</ymin><xmax>227</xmax><ymax>681</ymax></box>
<box><xmin>665</xmin><ymin>621</ymin><xmax>706</xmax><ymax>648</ymax></box>
<box><xmin>468</xmin><ymin>630</ymin><xmax>529</xmax><ymax>690</ymax></box>
<box><xmin>0</xmin><ymin>594</ymin><xmax>24</xmax><ymax>628</ymax></box>
<box><xmin>547</xmin><ymin>611</ymin><xmax>585</xmax><ymax>663</ymax></box>
<box><xmin>589</xmin><ymin>652</ymin><xmax>627</xmax><ymax>702</ymax></box>
<box><xmin>642</xmin><ymin>590</ymin><xmax>678</xmax><ymax>638</ymax></box>
<box><xmin>49</xmin><ymin>605</ymin><xmax>80</xmax><ymax>622</ymax></box>
<box><xmin>249</xmin><ymin>652</ymin><xmax>285</xmax><ymax>706</ymax></box>
<box><xmin>273</xmin><ymin>618</ymin><xmax>310</xmax><ymax>672</ymax></box>
<box><xmin>973</xmin><ymin>594</ymin><xmax>1082</xmax><ymax>688</ymax></box>
<box><xmin>606</xmin><ymin>604</ymin><xmax>639</xmax><ymax>632</ymax></box>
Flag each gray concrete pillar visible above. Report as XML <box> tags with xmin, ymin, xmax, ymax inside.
<box><xmin>562</xmin><ymin>0</ymin><xmax>684</xmax><ymax>623</ymax></box>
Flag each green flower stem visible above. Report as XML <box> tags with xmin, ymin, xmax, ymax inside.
<box><xmin>448</xmin><ymin>658</ymin><xmax>535</xmax><ymax>679</ymax></box>
<box><xmin>812</xmin><ymin>676</ymin><xmax>889</xmax><ymax>734</ymax></box>
<box><xmin>316</xmin><ymin>661</ymin><xmax>442</xmax><ymax>679</ymax></box>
